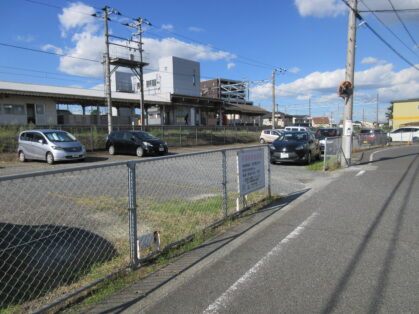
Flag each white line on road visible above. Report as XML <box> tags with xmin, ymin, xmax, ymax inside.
<box><xmin>356</xmin><ymin>170</ymin><xmax>366</xmax><ymax>177</ymax></box>
<box><xmin>203</xmin><ymin>212</ymin><xmax>318</xmax><ymax>314</ymax></box>
<box><xmin>369</xmin><ymin>146</ymin><xmax>404</xmax><ymax>163</ymax></box>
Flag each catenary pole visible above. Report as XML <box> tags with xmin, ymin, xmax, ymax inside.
<box><xmin>103</xmin><ymin>6</ymin><xmax>113</xmax><ymax>134</ymax></box>
<box><xmin>341</xmin><ymin>0</ymin><xmax>358</xmax><ymax>167</ymax></box>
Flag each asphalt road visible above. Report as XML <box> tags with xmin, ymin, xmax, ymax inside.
<box><xmin>111</xmin><ymin>144</ymin><xmax>419</xmax><ymax>313</ymax></box>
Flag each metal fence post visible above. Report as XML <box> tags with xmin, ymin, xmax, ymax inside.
<box><xmin>267</xmin><ymin>147</ymin><xmax>271</xmax><ymax>198</ymax></box>
<box><xmin>222</xmin><ymin>150</ymin><xmax>228</xmax><ymax>217</ymax></box>
<box><xmin>323</xmin><ymin>137</ymin><xmax>327</xmax><ymax>171</ymax></box>
<box><xmin>179</xmin><ymin>126</ymin><xmax>182</xmax><ymax>146</ymax></box>
<box><xmin>127</xmin><ymin>161</ymin><xmax>138</xmax><ymax>268</ymax></box>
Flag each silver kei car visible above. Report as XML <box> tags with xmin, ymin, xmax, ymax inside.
<box><xmin>18</xmin><ymin>129</ymin><xmax>86</xmax><ymax>165</ymax></box>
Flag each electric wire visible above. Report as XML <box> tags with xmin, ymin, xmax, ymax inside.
<box><xmin>359</xmin><ymin>0</ymin><xmax>419</xmax><ymax>59</ymax></box>
<box><xmin>387</xmin><ymin>0</ymin><xmax>418</xmax><ymax>49</ymax></box>
<box><xmin>341</xmin><ymin>0</ymin><xmax>419</xmax><ymax>70</ymax></box>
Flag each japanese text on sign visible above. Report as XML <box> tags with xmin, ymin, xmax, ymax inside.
<box><xmin>237</xmin><ymin>149</ymin><xmax>265</xmax><ymax>196</ymax></box>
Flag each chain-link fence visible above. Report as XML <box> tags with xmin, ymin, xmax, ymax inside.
<box><xmin>0</xmin><ymin>145</ymin><xmax>270</xmax><ymax>312</ymax></box>
<box><xmin>322</xmin><ymin>136</ymin><xmax>343</xmax><ymax>170</ymax></box>
<box><xmin>0</xmin><ymin>125</ymin><xmax>262</xmax><ymax>153</ymax></box>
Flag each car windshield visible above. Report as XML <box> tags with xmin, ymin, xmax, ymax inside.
<box><xmin>360</xmin><ymin>129</ymin><xmax>372</xmax><ymax>134</ymax></box>
<box><xmin>278</xmin><ymin>132</ymin><xmax>307</xmax><ymax>142</ymax></box>
<box><xmin>316</xmin><ymin>129</ymin><xmax>337</xmax><ymax>138</ymax></box>
<box><xmin>133</xmin><ymin>131</ymin><xmax>157</xmax><ymax>140</ymax></box>
<box><xmin>43</xmin><ymin>131</ymin><xmax>76</xmax><ymax>142</ymax></box>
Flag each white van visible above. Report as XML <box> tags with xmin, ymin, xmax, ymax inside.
<box><xmin>284</xmin><ymin>126</ymin><xmax>311</xmax><ymax>132</ymax></box>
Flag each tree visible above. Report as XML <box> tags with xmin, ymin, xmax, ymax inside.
<box><xmin>385</xmin><ymin>105</ymin><xmax>393</xmax><ymax>121</ymax></box>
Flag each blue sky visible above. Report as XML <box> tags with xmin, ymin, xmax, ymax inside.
<box><xmin>0</xmin><ymin>0</ymin><xmax>418</xmax><ymax>123</ymax></box>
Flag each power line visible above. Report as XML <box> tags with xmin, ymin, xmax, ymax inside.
<box><xmin>342</xmin><ymin>0</ymin><xmax>419</xmax><ymax>70</ymax></box>
<box><xmin>0</xmin><ymin>42</ymin><xmax>101</xmax><ymax>63</ymax></box>
<box><xmin>20</xmin><ymin>0</ymin><xmax>284</xmax><ymax>73</ymax></box>
<box><xmin>360</xmin><ymin>0</ymin><xmax>419</xmax><ymax>59</ymax></box>
<box><xmin>387</xmin><ymin>0</ymin><xmax>418</xmax><ymax>49</ymax></box>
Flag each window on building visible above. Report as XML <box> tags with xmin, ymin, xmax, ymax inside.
<box><xmin>36</xmin><ymin>104</ymin><xmax>45</xmax><ymax>115</ymax></box>
<box><xmin>146</xmin><ymin>79</ymin><xmax>157</xmax><ymax>88</ymax></box>
<box><xmin>3</xmin><ymin>104</ymin><xmax>24</xmax><ymax>115</ymax></box>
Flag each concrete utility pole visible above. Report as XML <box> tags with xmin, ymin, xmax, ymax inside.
<box><xmin>272</xmin><ymin>68</ymin><xmax>286</xmax><ymax>129</ymax></box>
<box><xmin>341</xmin><ymin>0</ymin><xmax>358</xmax><ymax>167</ymax></box>
<box><xmin>103</xmin><ymin>6</ymin><xmax>113</xmax><ymax>134</ymax></box>
<box><xmin>272</xmin><ymin>70</ymin><xmax>276</xmax><ymax>129</ymax></box>
<box><xmin>376</xmin><ymin>92</ymin><xmax>379</xmax><ymax>127</ymax></box>
<box><xmin>133</xmin><ymin>18</ymin><xmax>150</xmax><ymax>130</ymax></box>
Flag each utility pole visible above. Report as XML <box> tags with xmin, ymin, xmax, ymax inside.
<box><xmin>308</xmin><ymin>97</ymin><xmax>311</xmax><ymax>117</ymax></box>
<box><xmin>272</xmin><ymin>68</ymin><xmax>286</xmax><ymax>129</ymax></box>
<box><xmin>103</xmin><ymin>6</ymin><xmax>113</xmax><ymax>134</ymax></box>
<box><xmin>272</xmin><ymin>70</ymin><xmax>276</xmax><ymax>129</ymax></box>
<box><xmin>341</xmin><ymin>0</ymin><xmax>358</xmax><ymax>167</ymax></box>
<box><xmin>133</xmin><ymin>18</ymin><xmax>150</xmax><ymax>130</ymax></box>
<box><xmin>376</xmin><ymin>92</ymin><xmax>379</xmax><ymax>128</ymax></box>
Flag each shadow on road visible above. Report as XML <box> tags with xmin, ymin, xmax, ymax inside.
<box><xmin>0</xmin><ymin>223</ymin><xmax>118</xmax><ymax>309</ymax></box>
<box><xmin>90</xmin><ymin>189</ymin><xmax>311</xmax><ymax>313</ymax></box>
<box><xmin>321</xmin><ymin>155</ymin><xmax>418</xmax><ymax>314</ymax></box>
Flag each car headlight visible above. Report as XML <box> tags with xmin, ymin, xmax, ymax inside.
<box><xmin>143</xmin><ymin>142</ymin><xmax>153</xmax><ymax>148</ymax></box>
<box><xmin>269</xmin><ymin>144</ymin><xmax>275</xmax><ymax>150</ymax></box>
<box><xmin>52</xmin><ymin>146</ymin><xmax>64</xmax><ymax>151</ymax></box>
<box><xmin>81</xmin><ymin>145</ymin><xmax>86</xmax><ymax>151</ymax></box>
<box><xmin>295</xmin><ymin>145</ymin><xmax>305</xmax><ymax>150</ymax></box>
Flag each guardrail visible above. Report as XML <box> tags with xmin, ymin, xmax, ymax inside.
<box><xmin>0</xmin><ymin>145</ymin><xmax>270</xmax><ymax>312</ymax></box>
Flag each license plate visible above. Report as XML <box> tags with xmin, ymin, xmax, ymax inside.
<box><xmin>363</xmin><ymin>140</ymin><xmax>368</xmax><ymax>144</ymax></box>
<box><xmin>280</xmin><ymin>153</ymin><xmax>289</xmax><ymax>158</ymax></box>
<box><xmin>159</xmin><ymin>147</ymin><xmax>164</xmax><ymax>152</ymax></box>
<box><xmin>72</xmin><ymin>154</ymin><xmax>79</xmax><ymax>158</ymax></box>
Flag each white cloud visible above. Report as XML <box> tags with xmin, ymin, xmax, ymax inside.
<box><xmin>294</xmin><ymin>0</ymin><xmax>346</xmax><ymax>18</ymax></box>
<box><xmin>58</xmin><ymin>2</ymin><xmax>97</xmax><ymax>37</ymax></box>
<box><xmin>51</xmin><ymin>3</ymin><xmax>236</xmax><ymax>78</ymax></box>
<box><xmin>16</xmin><ymin>35</ymin><xmax>35</xmax><ymax>43</ymax></box>
<box><xmin>227</xmin><ymin>63</ymin><xmax>236</xmax><ymax>70</ymax></box>
<box><xmin>59</xmin><ymin>31</ymin><xmax>104</xmax><ymax>77</ymax></box>
<box><xmin>250</xmin><ymin>63</ymin><xmax>419</xmax><ymax>104</ymax></box>
<box><xmin>361</xmin><ymin>57</ymin><xmax>387</xmax><ymax>65</ymax></box>
<box><xmin>189</xmin><ymin>26</ymin><xmax>204</xmax><ymax>32</ymax></box>
<box><xmin>294</xmin><ymin>0</ymin><xmax>419</xmax><ymax>21</ymax></box>
<box><xmin>161</xmin><ymin>24</ymin><xmax>174</xmax><ymax>30</ymax></box>
<box><xmin>288</xmin><ymin>67</ymin><xmax>301</xmax><ymax>74</ymax></box>
<box><xmin>142</xmin><ymin>37</ymin><xmax>236</xmax><ymax>70</ymax></box>
<box><xmin>42</xmin><ymin>44</ymin><xmax>64</xmax><ymax>55</ymax></box>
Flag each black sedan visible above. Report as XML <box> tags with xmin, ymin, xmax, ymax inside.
<box><xmin>106</xmin><ymin>130</ymin><xmax>168</xmax><ymax>157</ymax></box>
<box><xmin>269</xmin><ymin>131</ymin><xmax>320</xmax><ymax>165</ymax></box>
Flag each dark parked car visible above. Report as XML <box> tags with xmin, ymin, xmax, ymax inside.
<box><xmin>269</xmin><ymin>131</ymin><xmax>320</xmax><ymax>165</ymax></box>
<box><xmin>358</xmin><ymin>129</ymin><xmax>388</xmax><ymax>146</ymax></box>
<box><xmin>106</xmin><ymin>131</ymin><xmax>168</xmax><ymax>157</ymax></box>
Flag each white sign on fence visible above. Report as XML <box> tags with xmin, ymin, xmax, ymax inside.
<box><xmin>237</xmin><ymin>149</ymin><xmax>265</xmax><ymax>196</ymax></box>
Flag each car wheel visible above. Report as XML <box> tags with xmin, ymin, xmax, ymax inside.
<box><xmin>18</xmin><ymin>151</ymin><xmax>26</xmax><ymax>162</ymax></box>
<box><xmin>260</xmin><ymin>138</ymin><xmax>265</xmax><ymax>144</ymax></box>
<box><xmin>108</xmin><ymin>145</ymin><xmax>115</xmax><ymax>155</ymax></box>
<box><xmin>305</xmin><ymin>152</ymin><xmax>312</xmax><ymax>165</ymax></box>
<box><xmin>46</xmin><ymin>152</ymin><xmax>54</xmax><ymax>165</ymax></box>
<box><xmin>136</xmin><ymin>146</ymin><xmax>144</xmax><ymax>157</ymax></box>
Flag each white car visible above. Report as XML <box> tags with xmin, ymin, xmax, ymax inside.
<box><xmin>284</xmin><ymin>126</ymin><xmax>311</xmax><ymax>132</ymax></box>
<box><xmin>260</xmin><ymin>129</ymin><xmax>283</xmax><ymax>144</ymax></box>
<box><xmin>387</xmin><ymin>126</ymin><xmax>419</xmax><ymax>142</ymax></box>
